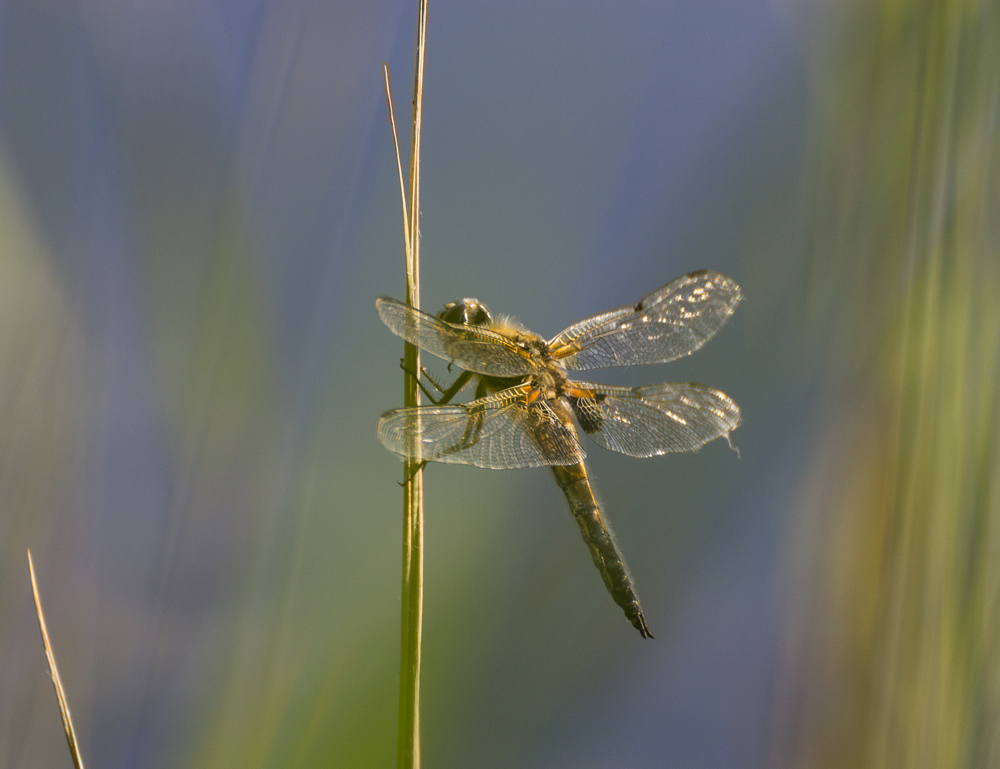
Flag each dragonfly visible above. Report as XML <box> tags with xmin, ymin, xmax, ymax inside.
<box><xmin>376</xmin><ymin>270</ymin><xmax>742</xmax><ymax>638</ymax></box>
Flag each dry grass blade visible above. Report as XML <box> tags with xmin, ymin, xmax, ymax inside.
<box><xmin>404</xmin><ymin>0</ymin><xmax>427</xmax><ymax>307</ymax></box>
<box><xmin>27</xmin><ymin>549</ymin><xmax>86</xmax><ymax>769</ymax></box>
<box><xmin>382</xmin><ymin>64</ymin><xmax>411</xmax><ymax>261</ymax></box>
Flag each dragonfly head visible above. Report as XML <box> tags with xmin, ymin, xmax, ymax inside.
<box><xmin>439</xmin><ymin>299</ymin><xmax>493</xmax><ymax>327</ymax></box>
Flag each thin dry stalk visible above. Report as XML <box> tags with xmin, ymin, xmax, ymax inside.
<box><xmin>382</xmin><ymin>65</ymin><xmax>411</xmax><ymax>261</ymax></box>
<box><xmin>27</xmin><ymin>549</ymin><xmax>86</xmax><ymax>769</ymax></box>
<box><xmin>383</xmin><ymin>1</ymin><xmax>429</xmax><ymax>767</ymax></box>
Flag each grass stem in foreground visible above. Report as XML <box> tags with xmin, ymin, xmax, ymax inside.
<box><xmin>28</xmin><ymin>549</ymin><xmax>86</xmax><ymax>769</ymax></box>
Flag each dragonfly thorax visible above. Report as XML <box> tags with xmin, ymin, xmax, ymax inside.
<box><xmin>531</xmin><ymin>365</ymin><xmax>570</xmax><ymax>400</ymax></box>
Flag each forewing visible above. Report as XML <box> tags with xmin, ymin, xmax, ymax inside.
<box><xmin>377</xmin><ymin>297</ymin><xmax>535</xmax><ymax>377</ymax></box>
<box><xmin>377</xmin><ymin>384</ymin><xmax>586</xmax><ymax>469</ymax></box>
<box><xmin>548</xmin><ymin>271</ymin><xmax>741</xmax><ymax>370</ymax></box>
<box><xmin>568</xmin><ymin>381</ymin><xmax>740</xmax><ymax>457</ymax></box>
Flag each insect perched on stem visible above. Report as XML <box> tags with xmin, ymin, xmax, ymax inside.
<box><xmin>377</xmin><ymin>270</ymin><xmax>742</xmax><ymax>637</ymax></box>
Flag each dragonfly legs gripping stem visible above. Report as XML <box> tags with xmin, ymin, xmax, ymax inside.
<box><xmin>398</xmin><ymin>358</ymin><xmax>473</xmax><ymax>406</ymax></box>
<box><xmin>397</xmin><ymin>459</ymin><xmax>428</xmax><ymax>487</ymax></box>
<box><xmin>394</xmin><ymin>361</ymin><xmax>476</xmax><ymax>486</ymax></box>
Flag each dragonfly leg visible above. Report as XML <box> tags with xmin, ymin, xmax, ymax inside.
<box><xmin>398</xmin><ymin>359</ymin><xmax>473</xmax><ymax>405</ymax></box>
<box><xmin>397</xmin><ymin>460</ymin><xmax>428</xmax><ymax>487</ymax></box>
<box><xmin>398</xmin><ymin>359</ymin><xmax>444</xmax><ymax>401</ymax></box>
<box><xmin>434</xmin><ymin>370</ymin><xmax>474</xmax><ymax>405</ymax></box>
<box><xmin>417</xmin><ymin>366</ymin><xmax>449</xmax><ymax>396</ymax></box>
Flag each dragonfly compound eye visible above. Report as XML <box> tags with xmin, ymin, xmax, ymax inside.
<box><xmin>439</xmin><ymin>299</ymin><xmax>493</xmax><ymax>327</ymax></box>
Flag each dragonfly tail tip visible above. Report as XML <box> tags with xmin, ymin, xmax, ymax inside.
<box><xmin>634</xmin><ymin>614</ymin><xmax>654</xmax><ymax>639</ymax></box>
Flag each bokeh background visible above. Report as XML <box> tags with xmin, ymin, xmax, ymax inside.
<box><xmin>1</xmin><ymin>1</ymin><xmax>998</xmax><ymax>767</ymax></box>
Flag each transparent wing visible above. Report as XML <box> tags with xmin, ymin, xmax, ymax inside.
<box><xmin>567</xmin><ymin>381</ymin><xmax>740</xmax><ymax>457</ymax></box>
<box><xmin>377</xmin><ymin>384</ymin><xmax>586</xmax><ymax>469</ymax></box>
<box><xmin>377</xmin><ymin>297</ymin><xmax>536</xmax><ymax>377</ymax></box>
<box><xmin>547</xmin><ymin>271</ymin><xmax>741</xmax><ymax>371</ymax></box>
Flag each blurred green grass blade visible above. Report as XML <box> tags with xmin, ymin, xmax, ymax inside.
<box><xmin>779</xmin><ymin>1</ymin><xmax>1000</xmax><ymax>767</ymax></box>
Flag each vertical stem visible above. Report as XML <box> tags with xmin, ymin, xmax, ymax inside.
<box><xmin>397</xmin><ymin>2</ymin><xmax>428</xmax><ymax>768</ymax></box>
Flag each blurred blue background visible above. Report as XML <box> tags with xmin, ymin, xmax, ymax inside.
<box><xmin>1</xmin><ymin>1</ymin><xmax>998</xmax><ymax>768</ymax></box>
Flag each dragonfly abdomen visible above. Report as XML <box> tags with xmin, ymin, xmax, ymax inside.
<box><xmin>550</xmin><ymin>463</ymin><xmax>653</xmax><ymax>639</ymax></box>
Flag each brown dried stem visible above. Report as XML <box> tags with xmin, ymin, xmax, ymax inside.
<box><xmin>28</xmin><ymin>549</ymin><xmax>86</xmax><ymax>769</ymax></box>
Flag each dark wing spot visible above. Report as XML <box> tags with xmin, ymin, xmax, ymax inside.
<box><xmin>572</xmin><ymin>395</ymin><xmax>606</xmax><ymax>435</ymax></box>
